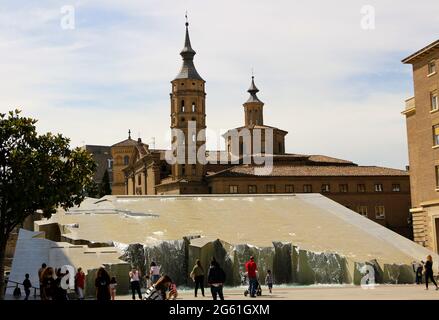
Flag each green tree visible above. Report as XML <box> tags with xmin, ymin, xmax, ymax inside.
<box><xmin>85</xmin><ymin>180</ymin><xmax>99</xmax><ymax>198</ymax></box>
<box><xmin>99</xmin><ymin>169</ymin><xmax>112</xmax><ymax>197</ymax></box>
<box><xmin>0</xmin><ymin>110</ymin><xmax>97</xmax><ymax>299</ymax></box>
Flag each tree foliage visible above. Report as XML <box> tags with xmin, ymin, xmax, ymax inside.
<box><xmin>0</xmin><ymin>110</ymin><xmax>97</xmax><ymax>299</ymax></box>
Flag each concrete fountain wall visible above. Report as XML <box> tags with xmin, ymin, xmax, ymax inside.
<box><xmin>118</xmin><ymin>237</ymin><xmax>416</xmax><ymax>287</ymax></box>
<box><xmin>27</xmin><ymin>194</ymin><xmax>439</xmax><ymax>291</ymax></box>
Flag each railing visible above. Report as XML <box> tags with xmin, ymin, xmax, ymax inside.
<box><xmin>5</xmin><ymin>279</ymin><xmax>40</xmax><ymax>299</ymax></box>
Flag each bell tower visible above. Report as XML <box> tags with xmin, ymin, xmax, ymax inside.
<box><xmin>170</xmin><ymin>18</ymin><xmax>206</xmax><ymax>182</ymax></box>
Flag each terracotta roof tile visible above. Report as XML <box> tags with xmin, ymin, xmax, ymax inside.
<box><xmin>111</xmin><ymin>138</ymin><xmax>137</xmax><ymax>147</ymax></box>
<box><xmin>207</xmin><ymin>165</ymin><xmax>408</xmax><ymax>178</ymax></box>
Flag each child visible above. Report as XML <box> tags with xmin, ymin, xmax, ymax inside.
<box><xmin>145</xmin><ymin>275</ymin><xmax>151</xmax><ymax>289</ymax></box>
<box><xmin>265</xmin><ymin>270</ymin><xmax>273</xmax><ymax>294</ymax></box>
<box><xmin>110</xmin><ymin>277</ymin><xmax>117</xmax><ymax>300</ymax></box>
<box><xmin>168</xmin><ymin>282</ymin><xmax>178</xmax><ymax>300</ymax></box>
<box><xmin>23</xmin><ymin>273</ymin><xmax>32</xmax><ymax>300</ymax></box>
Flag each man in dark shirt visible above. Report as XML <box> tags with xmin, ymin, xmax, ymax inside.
<box><xmin>207</xmin><ymin>258</ymin><xmax>226</xmax><ymax>300</ymax></box>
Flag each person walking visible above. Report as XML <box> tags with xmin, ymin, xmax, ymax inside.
<box><xmin>129</xmin><ymin>267</ymin><xmax>142</xmax><ymax>300</ymax></box>
<box><xmin>38</xmin><ymin>263</ymin><xmax>47</xmax><ymax>300</ymax></box>
<box><xmin>412</xmin><ymin>261</ymin><xmax>423</xmax><ymax>285</ymax></box>
<box><xmin>245</xmin><ymin>256</ymin><xmax>258</xmax><ymax>298</ymax></box>
<box><xmin>207</xmin><ymin>258</ymin><xmax>226</xmax><ymax>300</ymax></box>
<box><xmin>149</xmin><ymin>261</ymin><xmax>161</xmax><ymax>284</ymax></box>
<box><xmin>95</xmin><ymin>267</ymin><xmax>111</xmax><ymax>301</ymax></box>
<box><xmin>41</xmin><ymin>267</ymin><xmax>55</xmax><ymax>300</ymax></box>
<box><xmin>190</xmin><ymin>259</ymin><xmax>205</xmax><ymax>297</ymax></box>
<box><xmin>53</xmin><ymin>268</ymin><xmax>68</xmax><ymax>301</ymax></box>
<box><xmin>424</xmin><ymin>255</ymin><xmax>439</xmax><ymax>290</ymax></box>
<box><xmin>265</xmin><ymin>270</ymin><xmax>273</xmax><ymax>294</ymax></box>
<box><xmin>23</xmin><ymin>274</ymin><xmax>32</xmax><ymax>300</ymax></box>
<box><xmin>75</xmin><ymin>267</ymin><xmax>85</xmax><ymax>300</ymax></box>
<box><xmin>110</xmin><ymin>277</ymin><xmax>117</xmax><ymax>300</ymax></box>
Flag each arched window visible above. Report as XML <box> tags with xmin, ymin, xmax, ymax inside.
<box><xmin>124</xmin><ymin>156</ymin><xmax>129</xmax><ymax>165</ymax></box>
<box><xmin>181</xmin><ymin>100</ymin><xmax>185</xmax><ymax>112</ymax></box>
<box><xmin>192</xmin><ymin>102</ymin><xmax>196</xmax><ymax>112</ymax></box>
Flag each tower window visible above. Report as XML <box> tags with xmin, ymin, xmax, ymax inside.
<box><xmin>192</xmin><ymin>102</ymin><xmax>196</xmax><ymax>112</ymax></box>
<box><xmin>181</xmin><ymin>117</ymin><xmax>185</xmax><ymax>122</ymax></box>
<box><xmin>192</xmin><ymin>82</ymin><xmax>195</xmax><ymax>86</ymax></box>
<box><xmin>181</xmin><ymin>82</ymin><xmax>184</xmax><ymax>86</ymax></box>
<box><xmin>181</xmin><ymin>100</ymin><xmax>185</xmax><ymax>112</ymax></box>
<box><xmin>123</xmin><ymin>156</ymin><xmax>129</xmax><ymax>165</ymax></box>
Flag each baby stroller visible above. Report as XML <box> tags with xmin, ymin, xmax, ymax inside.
<box><xmin>242</xmin><ymin>273</ymin><xmax>262</xmax><ymax>297</ymax></box>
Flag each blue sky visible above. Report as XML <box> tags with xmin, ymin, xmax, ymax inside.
<box><xmin>1</xmin><ymin>0</ymin><xmax>439</xmax><ymax>169</ymax></box>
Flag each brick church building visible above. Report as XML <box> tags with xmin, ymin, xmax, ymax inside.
<box><xmin>91</xmin><ymin>21</ymin><xmax>411</xmax><ymax>239</ymax></box>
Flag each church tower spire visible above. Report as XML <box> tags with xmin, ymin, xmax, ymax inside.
<box><xmin>170</xmin><ymin>17</ymin><xmax>206</xmax><ymax>183</ymax></box>
<box><xmin>243</xmin><ymin>75</ymin><xmax>264</xmax><ymax>126</ymax></box>
<box><xmin>174</xmin><ymin>16</ymin><xmax>203</xmax><ymax>81</ymax></box>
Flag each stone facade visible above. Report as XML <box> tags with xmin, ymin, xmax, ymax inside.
<box><xmin>111</xmin><ymin>134</ymin><xmax>137</xmax><ymax>195</ymax></box>
<box><xmin>402</xmin><ymin>40</ymin><xmax>439</xmax><ymax>251</ymax></box>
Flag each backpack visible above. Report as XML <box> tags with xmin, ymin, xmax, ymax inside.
<box><xmin>13</xmin><ymin>285</ymin><xmax>21</xmax><ymax>298</ymax></box>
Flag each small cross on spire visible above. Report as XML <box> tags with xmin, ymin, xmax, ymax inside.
<box><xmin>185</xmin><ymin>11</ymin><xmax>188</xmax><ymax>26</ymax></box>
<box><xmin>128</xmin><ymin>129</ymin><xmax>131</xmax><ymax>139</ymax></box>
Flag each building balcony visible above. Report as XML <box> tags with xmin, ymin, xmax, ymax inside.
<box><xmin>402</xmin><ymin>96</ymin><xmax>416</xmax><ymax>116</ymax></box>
